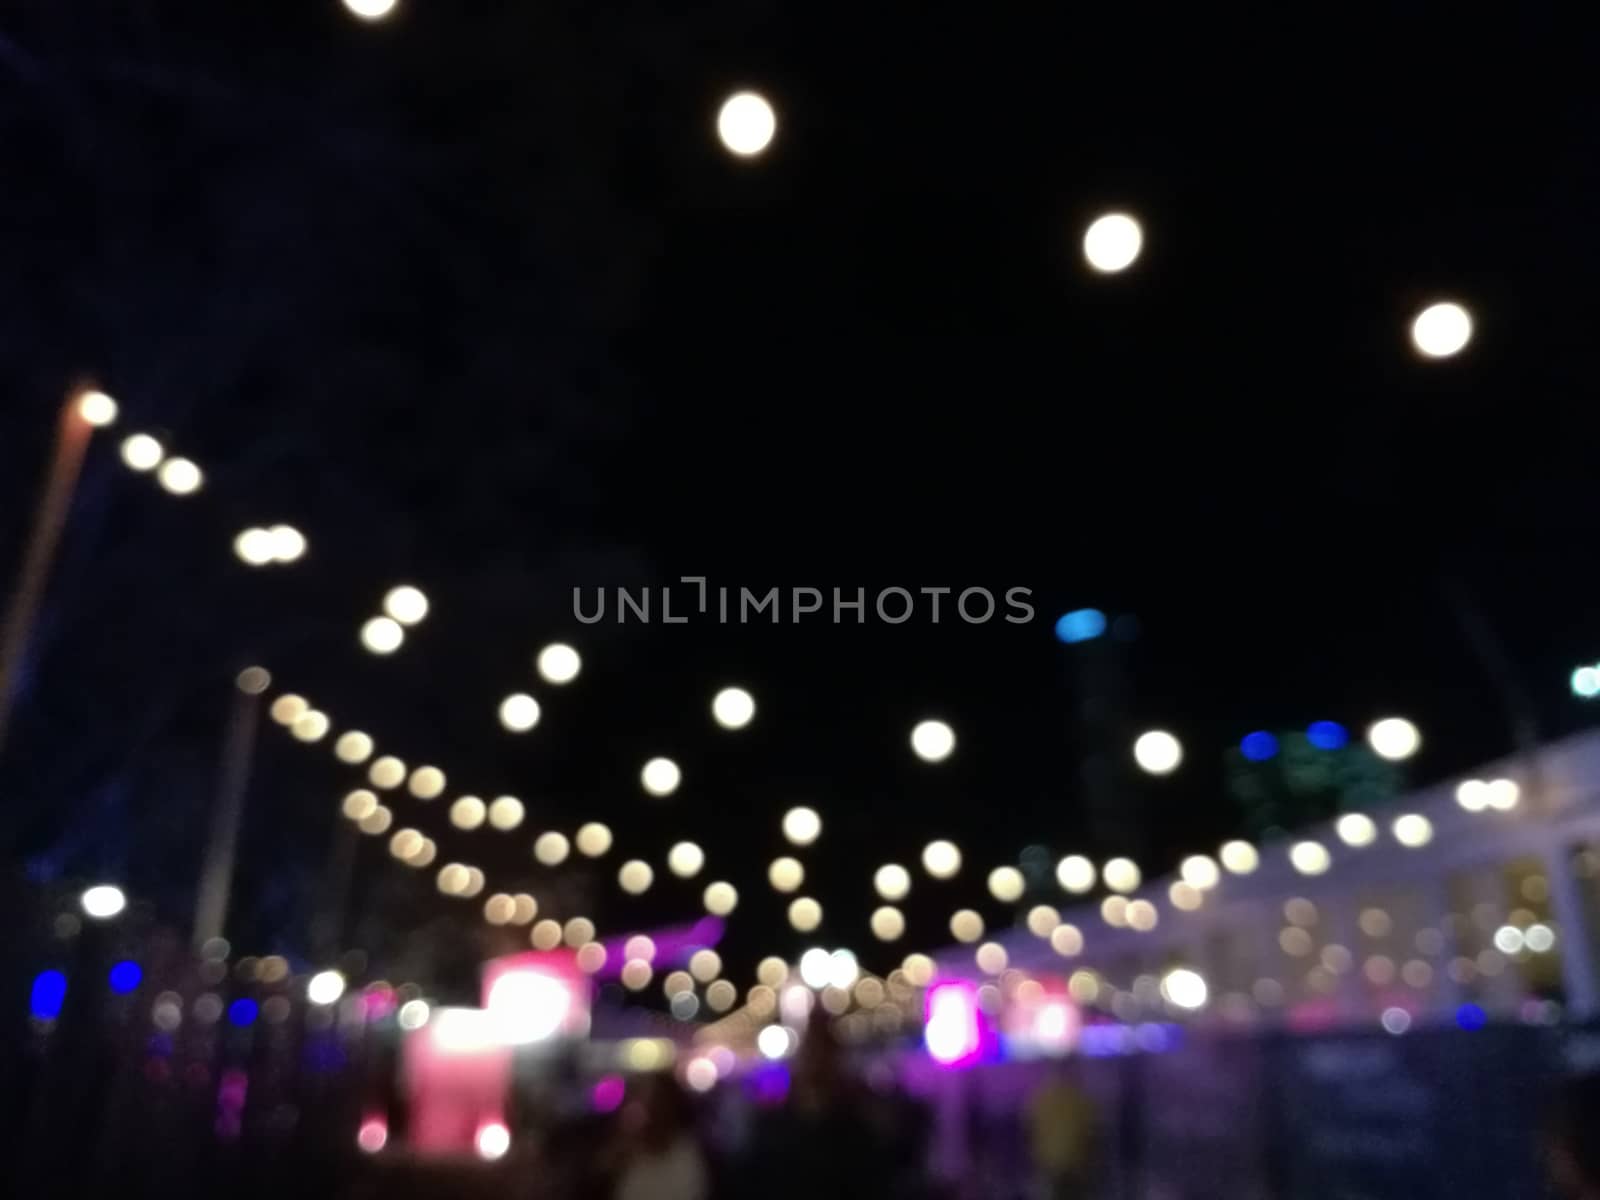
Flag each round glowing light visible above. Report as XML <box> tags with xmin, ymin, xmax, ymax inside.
<box><xmin>564</xmin><ymin>917</ymin><xmax>596</xmax><ymax>948</ymax></box>
<box><xmin>1102</xmin><ymin>857</ymin><xmax>1141</xmax><ymax>894</ymax></box>
<box><xmin>712</xmin><ymin>687</ymin><xmax>755</xmax><ymax>729</ymax></box>
<box><xmin>902</xmin><ymin>953</ymin><xmax>935</xmax><ymax>987</ymax></box>
<box><xmin>1169</xmin><ymin>881</ymin><xmax>1203</xmax><ymax>911</ymax></box>
<box><xmin>156</xmin><ymin>457</ymin><xmax>202</xmax><ymax>496</ymax></box>
<box><xmin>343</xmin><ymin>0</ymin><xmax>398</xmax><ymax>19</ymax></box>
<box><xmin>1050</xmin><ymin>924</ymin><xmax>1084</xmax><ymax>957</ymax></box>
<box><xmin>1573</xmin><ymin>665</ymin><xmax>1600</xmax><ymax>699</ymax></box>
<box><xmin>1486</xmin><ymin>778</ymin><xmax>1520</xmax><ymax>811</ymax></box>
<box><xmin>768</xmin><ymin>857</ymin><xmax>804</xmax><ymax>893</ymax></box>
<box><xmin>536</xmin><ymin>643</ymin><xmax>581</xmax><ymax>684</ymax></box>
<box><xmin>922</xmin><ymin>840</ymin><xmax>962</xmax><ymax>880</ymax></box>
<box><xmin>407</xmin><ymin>766</ymin><xmax>446</xmax><ymax>800</ymax></box>
<box><xmin>705</xmin><ymin>980</ymin><xmax>737</xmax><ymax>1014</ymax></box>
<box><xmin>450</xmin><ymin>796</ymin><xmax>487</xmax><ymax>830</ymax></box>
<box><xmin>782</xmin><ymin>806</ymin><xmax>822</xmax><ymax>847</ymax></box>
<box><xmin>756</xmin><ymin>958</ymin><xmax>788</xmax><ymax>989</ymax></box>
<box><xmin>533</xmin><ymin>831</ymin><xmax>569</xmax><ymax>865</ymax></box>
<box><xmin>619</xmin><ymin>860</ymin><xmax>654</xmax><ymax>895</ymax></box>
<box><xmin>788</xmin><ymin>897</ymin><xmax>822</xmax><ymax>933</ymax></box>
<box><xmin>975</xmin><ymin>942</ymin><xmax>1008</xmax><ymax>975</ymax></box>
<box><xmin>870</xmin><ymin>906</ymin><xmax>905</xmax><ymax>941</ymax></box>
<box><xmin>1381</xmin><ymin>1007</ymin><xmax>1412</xmax><ymax>1035</ymax></box>
<box><xmin>1492</xmin><ymin>925</ymin><xmax>1525</xmax><ymax>955</ymax></box>
<box><xmin>684</xmin><ymin>1055</ymin><xmax>720</xmax><ymax>1093</ymax></box>
<box><xmin>1392</xmin><ymin>813</ymin><xmax>1433</xmax><ymax>848</ymax></box>
<box><xmin>341</xmin><ymin>789</ymin><xmax>378</xmax><ymax>821</ymax></box>
<box><xmin>531</xmin><ymin>920</ymin><xmax>562</xmax><ymax>950</ymax></box>
<box><xmin>1082</xmin><ymin>211</ymin><xmax>1143</xmax><ymax>273</ymax></box>
<box><xmin>1056</xmin><ymin>855</ymin><xmax>1096</xmax><ymax>894</ymax></box>
<box><xmin>575</xmin><ymin>822</ymin><xmax>612</xmax><ymax>857</ymax></box>
<box><xmin>757</xmin><ymin>1024</ymin><xmax>792</xmax><ymax>1060</ymax></box>
<box><xmin>334</xmin><ymin>731</ymin><xmax>374</xmax><ymax>764</ymax></box>
<box><xmin>475</xmin><ymin>1123</ymin><xmax>510</xmax><ymax>1162</ymax></box>
<box><xmin>436</xmin><ymin>863</ymin><xmax>469</xmax><ymax>896</ymax></box>
<box><xmin>689</xmin><ymin>949</ymin><xmax>722</xmax><ymax>984</ymax></box>
<box><xmin>625</xmin><ymin>936</ymin><xmax>657</xmax><ymax>965</ymax></box>
<box><xmin>987</xmin><ymin>866</ymin><xmax>1025</xmax><ymax>903</ymax></box>
<box><xmin>910</xmin><ymin>719</ymin><xmax>956</xmax><ymax>763</ymax></box>
<box><xmin>267</xmin><ymin>525</ymin><xmax>306</xmax><ymax>563</ymax></box>
<box><xmin>236</xmin><ymin>666</ymin><xmax>271</xmax><ymax>695</ymax></box>
<box><xmin>499</xmin><ymin>693</ymin><xmax>541</xmax><ymax>732</ymax></box>
<box><xmin>950</xmin><ymin>909</ymin><xmax>984</xmax><ymax>943</ymax></box>
<box><xmin>383</xmin><ymin>585</ymin><xmax>429</xmax><ymax>626</ymax></box>
<box><xmin>1180</xmin><ymin>855</ymin><xmax>1220</xmax><ymax>891</ymax></box>
<box><xmin>369</xmin><ymin>757</ymin><xmax>406</xmax><ymax>789</ymax></box>
<box><xmin>269</xmin><ymin>694</ymin><xmax>308</xmax><ymax>726</ymax></box>
<box><xmin>511</xmin><ymin>894</ymin><xmax>538</xmax><ymax>924</ymax></box>
<box><xmin>716</xmin><ymin>90</ymin><xmax>777</xmax><ymax>157</ymax></box>
<box><xmin>1100</xmin><ymin>896</ymin><xmax>1129</xmax><ymax>927</ymax></box>
<box><xmin>358</xmin><ymin>805</ymin><xmax>393</xmax><ymax>835</ymax></box>
<box><xmin>389</xmin><ymin>829</ymin><xmax>424</xmax><ymax>861</ymax></box>
<box><xmin>1410</xmin><ymin>301</ymin><xmax>1473</xmax><ymax>359</ymax></box>
<box><xmin>121</xmin><ymin>433</ymin><xmax>163</xmax><ymax>471</ymax></box>
<box><xmin>1455</xmin><ymin>779</ymin><xmax>1488</xmax><ymax>811</ymax></box>
<box><xmin>874</xmin><ymin>864</ymin><xmax>911</xmax><ymax>901</ymax></box>
<box><xmin>1160</xmin><ymin>968</ymin><xmax>1208</xmax><ymax>1011</ymax></box>
<box><xmin>234</xmin><ymin>528</ymin><xmax>276</xmax><ymax>566</ymax></box>
<box><xmin>483</xmin><ymin>893</ymin><xmax>515</xmax><ymax>925</ymax></box>
<box><xmin>357</xmin><ymin>1118</ymin><xmax>388</xmax><ymax>1155</ymax></box>
<box><xmin>1290</xmin><ymin>840</ymin><xmax>1332</xmax><ymax>875</ymax></box>
<box><xmin>77</xmin><ymin>389</ymin><xmax>119</xmax><ymax>427</ymax></box>
<box><xmin>668</xmin><ymin>841</ymin><xmax>705</xmax><ymax>878</ymax></box>
<box><xmin>1220</xmin><ymin>840</ymin><xmax>1259</xmax><ymax>875</ymax></box>
<box><xmin>1526</xmin><ymin>923</ymin><xmax>1556</xmax><ymax>953</ymax></box>
<box><xmin>487</xmin><ymin>796</ymin><xmax>526</xmax><ymax>831</ymax></box>
<box><xmin>703</xmin><ymin>881</ymin><xmax>738</xmax><ymax>916</ymax></box>
<box><xmin>1127</xmin><ymin>899</ymin><xmax>1159</xmax><ymax>931</ymax></box>
<box><xmin>291</xmin><ymin>710</ymin><xmax>330</xmax><ymax>743</ymax></box>
<box><xmin>1133</xmin><ymin>730</ymin><xmax>1182</xmax><ymax>775</ymax></box>
<box><xmin>360</xmin><ymin>617</ymin><xmax>404</xmax><ymax>655</ymax></box>
<box><xmin>1367</xmin><ymin>717</ymin><xmax>1421</xmax><ymax>762</ymax></box>
<box><xmin>621</xmin><ymin>960</ymin><xmax>652</xmax><ymax>991</ymax></box>
<box><xmin>1026</xmin><ymin>905</ymin><xmax>1061</xmax><ymax>937</ymax></box>
<box><xmin>397</xmin><ymin>999</ymin><xmax>429</xmax><ymax>1031</ymax></box>
<box><xmin>1336</xmin><ymin>813</ymin><xmax>1377</xmax><ymax>847</ymax></box>
<box><xmin>641</xmin><ymin>757</ymin><xmax>681</xmax><ymax>797</ymax></box>
<box><xmin>307</xmin><ymin>970</ymin><xmax>346</xmax><ymax>1006</ymax></box>
<box><xmin>81</xmin><ymin>885</ymin><xmax>126</xmax><ymax>919</ymax></box>
<box><xmin>576</xmin><ymin>942</ymin><xmax>607</xmax><ymax>973</ymax></box>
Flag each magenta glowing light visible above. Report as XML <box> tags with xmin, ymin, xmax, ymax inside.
<box><xmin>357</xmin><ymin>1117</ymin><xmax>388</xmax><ymax>1153</ymax></box>
<box><xmin>924</xmin><ymin>981</ymin><xmax>983</xmax><ymax>1068</ymax></box>
<box><xmin>592</xmin><ymin>1074</ymin><xmax>625</xmax><ymax>1114</ymax></box>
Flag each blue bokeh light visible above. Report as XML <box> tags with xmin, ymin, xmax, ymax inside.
<box><xmin>1054</xmin><ymin>609</ymin><xmax>1107</xmax><ymax>644</ymax></box>
<box><xmin>228</xmin><ymin>998</ymin><xmax>259</xmax><ymax>1028</ymax></box>
<box><xmin>1240</xmin><ymin>731</ymin><xmax>1279</xmax><ymax>762</ymax></box>
<box><xmin>1456</xmin><ymin>1003</ymin><xmax>1487</xmax><ymax>1031</ymax></box>
<box><xmin>1306</xmin><ymin>720</ymin><xmax>1349</xmax><ymax>750</ymax></box>
<box><xmin>109</xmin><ymin>961</ymin><xmax>142</xmax><ymax>994</ymax></box>
<box><xmin>1572</xmin><ymin>665</ymin><xmax>1600</xmax><ymax>699</ymax></box>
<box><xmin>30</xmin><ymin>969</ymin><xmax>67</xmax><ymax>1020</ymax></box>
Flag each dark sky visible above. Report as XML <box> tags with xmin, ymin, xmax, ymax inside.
<box><xmin>2</xmin><ymin>2</ymin><xmax>1599</xmax><ymax>990</ymax></box>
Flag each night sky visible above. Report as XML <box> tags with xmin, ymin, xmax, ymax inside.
<box><xmin>3</xmin><ymin>3</ymin><xmax>1599</xmax><ymax>993</ymax></box>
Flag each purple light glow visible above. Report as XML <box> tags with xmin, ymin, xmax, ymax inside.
<box><xmin>924</xmin><ymin>981</ymin><xmax>983</xmax><ymax>1068</ymax></box>
<box><xmin>592</xmin><ymin>1075</ymin><xmax>625</xmax><ymax>1113</ymax></box>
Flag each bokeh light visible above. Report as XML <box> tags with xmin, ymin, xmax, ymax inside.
<box><xmin>450</xmin><ymin>796</ymin><xmax>487</xmax><ymax>830</ymax></box>
<box><xmin>291</xmin><ymin>710</ymin><xmax>330</xmax><ymax>743</ymax></box>
<box><xmin>76</xmin><ymin>390</ymin><xmax>119</xmax><ymax>426</ymax></box>
<box><xmin>950</xmin><ymin>909</ymin><xmax>984</xmax><ymax>942</ymax></box>
<box><xmin>383</xmin><ymin>585</ymin><xmax>429</xmax><ymax>625</ymax></box>
<box><xmin>668</xmin><ymin>841</ymin><xmax>705</xmax><ymax>878</ymax></box>
<box><xmin>1240</xmin><ymin>731</ymin><xmax>1278</xmax><ymax>761</ymax></box>
<box><xmin>1050</xmin><ymin>924</ymin><xmax>1084</xmax><ymax>957</ymax></box>
<box><xmin>156</xmin><ymin>457</ymin><xmax>202</xmax><ymax>496</ymax></box>
<box><xmin>1054</xmin><ymin>608</ymin><xmax>1107</xmax><ymax>643</ymax></box>
<box><xmin>576</xmin><ymin>822</ymin><xmax>613</xmax><ymax>857</ymax></box>
<box><xmin>1306</xmin><ymin>721</ymin><xmax>1348</xmax><ymax>750</ymax></box>
<box><xmin>922</xmin><ymin>840</ymin><xmax>962</xmax><ymax>880</ymax></box>
<box><xmin>360</xmin><ymin>617</ymin><xmax>404</xmax><ymax>655</ymax></box>
<box><xmin>1082</xmin><ymin>212</ymin><xmax>1143</xmax><ymax>273</ymax></box>
<box><xmin>1290</xmin><ymin>840</ymin><xmax>1332</xmax><ymax>875</ymax></box>
<box><xmin>782</xmin><ymin>806</ymin><xmax>821</xmax><ymax>847</ymax></box>
<box><xmin>1335</xmin><ymin>813</ymin><xmax>1377</xmax><ymax>847</ymax></box>
<box><xmin>1027</xmin><ymin>905</ymin><xmax>1060</xmax><ymax>937</ymax></box>
<box><xmin>121</xmin><ymin>433</ymin><xmax>163</xmax><ymax>471</ymax></box>
<box><xmin>788</xmin><ymin>897</ymin><xmax>822</xmax><ymax>933</ymax></box>
<box><xmin>335</xmin><ymin>731</ymin><xmax>374</xmax><ymax>764</ymax></box>
<box><xmin>269</xmin><ymin>695</ymin><xmax>308</xmax><ymax>726</ymax></box>
<box><xmin>1160</xmin><ymin>968</ymin><xmax>1208</xmax><ymax>1010</ymax></box>
<box><xmin>910</xmin><ymin>720</ymin><xmax>956</xmax><ymax>763</ymax></box>
<box><xmin>768</xmin><ymin>857</ymin><xmax>804</xmax><ymax>893</ymax></box>
<box><xmin>1367</xmin><ymin>716</ymin><xmax>1421</xmax><ymax>761</ymax></box>
<box><xmin>619</xmin><ymin>860</ymin><xmax>654</xmax><ymax>895</ymax></box>
<box><xmin>81</xmin><ymin>884</ymin><xmax>126</xmax><ymax>919</ymax></box>
<box><xmin>536</xmin><ymin>643</ymin><xmax>581</xmax><ymax>684</ymax></box>
<box><xmin>871</xmin><ymin>906</ymin><xmax>905</xmax><ymax>941</ymax></box>
<box><xmin>407</xmin><ymin>766</ymin><xmax>446</xmax><ymax>800</ymax></box>
<box><xmin>234</xmin><ymin>528</ymin><xmax>276</xmax><ymax>566</ymax></box>
<box><xmin>1219</xmin><ymin>840</ymin><xmax>1259</xmax><ymax>874</ymax></box>
<box><xmin>307</xmin><ymin>970</ymin><xmax>346</xmax><ymax>1006</ymax></box>
<box><xmin>1133</xmin><ymin>730</ymin><xmax>1182</xmax><ymax>775</ymax></box>
<box><xmin>499</xmin><ymin>693</ymin><xmax>541</xmax><ymax>732</ymax></box>
<box><xmin>987</xmin><ymin>866</ymin><xmax>1025</xmax><ymax>903</ymax></box>
<box><xmin>1410</xmin><ymin>301</ymin><xmax>1473</xmax><ymax>358</ymax></box>
<box><xmin>1179</xmin><ymin>855</ymin><xmax>1220</xmax><ymax>891</ymax></box>
<box><xmin>534</xmin><ymin>831</ymin><xmax>570</xmax><ymax>865</ymax></box>
<box><xmin>343</xmin><ymin>0</ymin><xmax>398</xmax><ymax>20</ymax></box>
<box><xmin>641</xmin><ymin>757</ymin><xmax>681</xmax><ymax>797</ymax></box>
<box><xmin>716</xmin><ymin>90</ymin><xmax>777</xmax><ymax>157</ymax></box>
<box><xmin>1392</xmin><ymin>813</ymin><xmax>1433</xmax><ymax>848</ymax></box>
<box><xmin>487</xmin><ymin>795</ymin><xmax>525</xmax><ymax>831</ymax></box>
<box><xmin>1056</xmin><ymin>855</ymin><xmax>1096</xmax><ymax>894</ymax></box>
<box><xmin>703</xmin><ymin>881</ymin><xmax>738</xmax><ymax>915</ymax></box>
<box><xmin>873</xmin><ymin>863</ymin><xmax>911</xmax><ymax>902</ymax></box>
<box><xmin>1102</xmin><ymin>857</ymin><xmax>1141</xmax><ymax>894</ymax></box>
<box><xmin>711</xmin><ymin>687</ymin><xmax>755</xmax><ymax>729</ymax></box>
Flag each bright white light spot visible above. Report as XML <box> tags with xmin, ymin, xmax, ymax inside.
<box><xmin>1219</xmin><ymin>840</ymin><xmax>1259</xmax><ymax>874</ymax></box>
<box><xmin>334</xmin><ymin>731</ymin><xmax>373</xmax><ymax>764</ymax></box>
<box><xmin>1392</xmin><ymin>813</ymin><xmax>1433</xmax><ymax>848</ymax></box>
<box><xmin>873</xmin><ymin>864</ymin><xmax>910</xmax><ymax>901</ymax></box>
<box><xmin>397</xmin><ymin>999</ymin><xmax>429</xmax><ymax>1030</ymax></box>
<box><xmin>157</xmin><ymin>457</ymin><xmax>202</xmax><ymax>496</ymax></box>
<box><xmin>922</xmin><ymin>840</ymin><xmax>962</xmax><ymax>880</ymax></box>
<box><xmin>1161</xmin><ymin>968</ymin><xmax>1208</xmax><ymax>1010</ymax></box>
<box><xmin>668</xmin><ymin>841</ymin><xmax>705</xmax><ymax>878</ymax></box>
<box><xmin>641</xmin><ymin>757</ymin><xmax>681</xmax><ymax>797</ymax></box>
<box><xmin>234</xmin><ymin>528</ymin><xmax>276</xmax><ymax>566</ymax></box>
<box><xmin>716</xmin><ymin>91</ymin><xmax>776</xmax><ymax>157</ymax></box>
<box><xmin>1056</xmin><ymin>855</ymin><xmax>1096</xmax><ymax>894</ymax></box>
<box><xmin>949</xmin><ymin>909</ymin><xmax>984</xmax><ymax>943</ymax></box>
<box><xmin>788</xmin><ymin>897</ymin><xmax>822</xmax><ymax>933</ymax></box>
<box><xmin>436</xmin><ymin>864</ymin><xmax>469</xmax><ymax>896</ymax></box>
<box><xmin>1027</xmin><ymin>905</ymin><xmax>1061</xmax><ymax>937</ymax></box>
<box><xmin>757</xmin><ymin>1024</ymin><xmax>792</xmax><ymax>1060</ymax></box>
<box><xmin>782</xmin><ymin>806</ymin><xmax>821</xmax><ymax>847</ymax></box>
<box><xmin>1367</xmin><ymin>717</ymin><xmax>1421</xmax><ymax>761</ymax></box>
<box><xmin>768</xmin><ymin>857</ymin><xmax>804</xmax><ymax>893</ymax></box>
<box><xmin>389</xmin><ymin>829</ymin><xmax>424</xmax><ymax>862</ymax></box>
<box><xmin>343</xmin><ymin>0</ymin><xmax>398</xmax><ymax>19</ymax></box>
<box><xmin>307</xmin><ymin>970</ymin><xmax>346</xmax><ymax>1006</ymax></box>
<box><xmin>870</xmin><ymin>906</ymin><xmax>904</xmax><ymax>941</ymax></box>
<box><xmin>703</xmin><ymin>881</ymin><xmax>738</xmax><ymax>915</ymax></box>
<box><xmin>910</xmin><ymin>719</ymin><xmax>956</xmax><ymax>763</ymax></box>
<box><xmin>449</xmin><ymin>796</ymin><xmax>486</xmax><ymax>830</ymax></box>
<box><xmin>499</xmin><ymin>693</ymin><xmax>540</xmax><ymax>732</ymax></box>
<box><xmin>1126</xmin><ymin>899</ymin><xmax>1158</xmax><ymax>931</ymax></box>
<box><xmin>1180</xmin><ymin>855</ymin><xmax>1220</xmax><ymax>891</ymax></box>
<box><xmin>685</xmin><ymin>1056</ymin><xmax>719</xmax><ymax>1092</ymax></box>
<box><xmin>1290</xmin><ymin>840</ymin><xmax>1332</xmax><ymax>875</ymax></box>
<box><xmin>488</xmin><ymin>970</ymin><xmax>572</xmax><ymax>1044</ymax></box>
<box><xmin>357</xmin><ymin>805</ymin><xmax>393</xmax><ymax>835</ymax></box>
<box><xmin>269</xmin><ymin>694</ymin><xmax>308</xmax><ymax>726</ymax></box>
<box><xmin>360</xmin><ymin>617</ymin><xmax>404</xmax><ymax>655</ymax></box>
<box><xmin>619</xmin><ymin>860</ymin><xmax>654</xmax><ymax>895</ymax></box>
<box><xmin>1573</xmin><ymin>665</ymin><xmax>1600</xmax><ymax>699</ymax></box>
<box><xmin>475</xmin><ymin>1123</ymin><xmax>510</xmax><ymax>1161</ymax></box>
<box><xmin>976</xmin><ymin>942</ymin><xmax>1008</xmax><ymax>974</ymax></box>
<box><xmin>81</xmin><ymin>885</ymin><xmax>126</xmax><ymax>919</ymax></box>
<box><xmin>341</xmin><ymin>790</ymin><xmax>378</xmax><ymax>821</ymax></box>
<box><xmin>1525</xmin><ymin>923</ymin><xmax>1555</xmax><ymax>952</ymax></box>
<box><xmin>268</xmin><ymin>525</ymin><xmax>306</xmax><ymax>563</ymax></box>
<box><xmin>482</xmin><ymin>892</ymin><xmax>514</xmax><ymax>924</ymax></box>
<box><xmin>533</xmin><ymin>831</ymin><xmax>569</xmax><ymax>865</ymax></box>
<box><xmin>407</xmin><ymin>766</ymin><xmax>446</xmax><ymax>800</ymax></box>
<box><xmin>1336</xmin><ymin>813</ymin><xmax>1378</xmax><ymax>847</ymax></box>
<box><xmin>383</xmin><ymin>585</ymin><xmax>429</xmax><ymax>625</ymax></box>
<box><xmin>1410</xmin><ymin>301</ymin><xmax>1473</xmax><ymax>359</ymax></box>
<box><xmin>987</xmin><ymin>866</ymin><xmax>1025</xmax><ymax>903</ymax></box>
<box><xmin>575</xmin><ymin>822</ymin><xmax>612</xmax><ymax>857</ymax></box>
<box><xmin>536</xmin><ymin>643</ymin><xmax>581</xmax><ymax>684</ymax></box>
<box><xmin>1133</xmin><ymin>730</ymin><xmax>1182</xmax><ymax>775</ymax></box>
<box><xmin>77</xmin><ymin>389</ymin><xmax>118</xmax><ymax>427</ymax></box>
<box><xmin>1102</xmin><ymin>857</ymin><xmax>1141</xmax><ymax>894</ymax></box>
<box><xmin>1486</xmin><ymin>778</ymin><xmax>1520</xmax><ymax>811</ymax></box>
<box><xmin>1082</xmin><ymin>212</ymin><xmax>1143</xmax><ymax>273</ymax></box>
<box><xmin>487</xmin><ymin>795</ymin><xmax>525</xmax><ymax>831</ymax></box>
<box><xmin>291</xmin><ymin>710</ymin><xmax>330</xmax><ymax>743</ymax></box>
<box><xmin>799</xmin><ymin>948</ymin><xmax>832</xmax><ymax>989</ymax></box>
<box><xmin>1493</xmin><ymin>925</ymin><xmax>1525</xmax><ymax>955</ymax></box>
<box><xmin>120</xmin><ymin>433</ymin><xmax>163</xmax><ymax>471</ymax></box>
<box><xmin>712</xmin><ymin>687</ymin><xmax>755</xmax><ymax>729</ymax></box>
